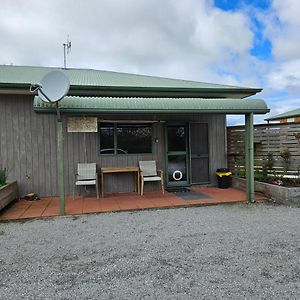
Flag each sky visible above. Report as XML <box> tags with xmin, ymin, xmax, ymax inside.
<box><xmin>0</xmin><ymin>0</ymin><xmax>299</xmax><ymax>125</ymax></box>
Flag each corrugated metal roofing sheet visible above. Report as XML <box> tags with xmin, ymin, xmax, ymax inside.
<box><xmin>0</xmin><ymin>65</ymin><xmax>256</xmax><ymax>90</ymax></box>
<box><xmin>265</xmin><ymin>108</ymin><xmax>300</xmax><ymax>121</ymax></box>
<box><xmin>33</xmin><ymin>96</ymin><xmax>269</xmax><ymax>114</ymax></box>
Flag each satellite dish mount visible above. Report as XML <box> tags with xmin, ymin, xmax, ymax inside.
<box><xmin>30</xmin><ymin>70</ymin><xmax>70</xmax><ymax>215</ymax></box>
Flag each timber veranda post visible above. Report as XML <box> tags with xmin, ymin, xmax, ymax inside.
<box><xmin>245</xmin><ymin>113</ymin><xmax>255</xmax><ymax>203</ymax></box>
<box><xmin>56</xmin><ymin>103</ymin><xmax>65</xmax><ymax>215</ymax></box>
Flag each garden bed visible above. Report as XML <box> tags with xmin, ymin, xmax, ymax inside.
<box><xmin>0</xmin><ymin>181</ymin><xmax>19</xmax><ymax>210</ymax></box>
<box><xmin>232</xmin><ymin>176</ymin><xmax>300</xmax><ymax>204</ymax></box>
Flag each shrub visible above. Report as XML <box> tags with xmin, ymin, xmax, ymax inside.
<box><xmin>262</xmin><ymin>153</ymin><xmax>275</xmax><ymax>180</ymax></box>
<box><xmin>280</xmin><ymin>148</ymin><xmax>291</xmax><ymax>176</ymax></box>
<box><xmin>282</xmin><ymin>177</ymin><xmax>300</xmax><ymax>187</ymax></box>
<box><xmin>0</xmin><ymin>167</ymin><xmax>7</xmax><ymax>187</ymax></box>
<box><xmin>236</xmin><ymin>169</ymin><xmax>245</xmax><ymax>178</ymax></box>
<box><xmin>254</xmin><ymin>170</ymin><xmax>267</xmax><ymax>182</ymax></box>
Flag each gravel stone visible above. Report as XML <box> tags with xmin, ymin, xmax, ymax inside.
<box><xmin>0</xmin><ymin>203</ymin><xmax>299</xmax><ymax>299</ymax></box>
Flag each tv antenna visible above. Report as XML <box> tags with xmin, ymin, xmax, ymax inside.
<box><xmin>63</xmin><ymin>37</ymin><xmax>72</xmax><ymax>69</ymax></box>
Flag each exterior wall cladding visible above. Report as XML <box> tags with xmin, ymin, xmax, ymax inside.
<box><xmin>0</xmin><ymin>95</ymin><xmax>227</xmax><ymax>197</ymax></box>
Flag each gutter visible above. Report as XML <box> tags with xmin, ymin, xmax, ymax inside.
<box><xmin>33</xmin><ymin>107</ymin><xmax>270</xmax><ymax>114</ymax></box>
<box><xmin>0</xmin><ymin>83</ymin><xmax>262</xmax><ymax>98</ymax></box>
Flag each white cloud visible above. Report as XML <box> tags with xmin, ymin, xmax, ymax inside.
<box><xmin>0</xmin><ymin>0</ymin><xmax>255</xmax><ymax>85</ymax></box>
<box><xmin>267</xmin><ymin>59</ymin><xmax>300</xmax><ymax>92</ymax></box>
<box><xmin>1</xmin><ymin>0</ymin><xmax>298</xmax><ymax>126</ymax></box>
<box><xmin>252</xmin><ymin>0</ymin><xmax>300</xmax><ymax>121</ymax></box>
<box><xmin>262</xmin><ymin>0</ymin><xmax>300</xmax><ymax>61</ymax></box>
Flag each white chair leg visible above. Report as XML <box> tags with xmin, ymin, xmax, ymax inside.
<box><xmin>96</xmin><ymin>180</ymin><xmax>99</xmax><ymax>199</ymax></box>
<box><xmin>141</xmin><ymin>177</ymin><xmax>144</xmax><ymax>196</ymax></box>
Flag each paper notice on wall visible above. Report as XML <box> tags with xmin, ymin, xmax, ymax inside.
<box><xmin>67</xmin><ymin>117</ymin><xmax>98</xmax><ymax>132</ymax></box>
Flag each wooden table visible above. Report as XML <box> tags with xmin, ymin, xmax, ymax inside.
<box><xmin>100</xmin><ymin>167</ymin><xmax>140</xmax><ymax>197</ymax></box>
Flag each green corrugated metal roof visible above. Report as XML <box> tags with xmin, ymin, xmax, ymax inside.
<box><xmin>0</xmin><ymin>65</ymin><xmax>260</xmax><ymax>92</ymax></box>
<box><xmin>33</xmin><ymin>96</ymin><xmax>269</xmax><ymax>114</ymax></box>
<box><xmin>265</xmin><ymin>108</ymin><xmax>300</xmax><ymax>121</ymax></box>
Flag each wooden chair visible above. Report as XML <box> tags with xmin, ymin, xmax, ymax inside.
<box><xmin>74</xmin><ymin>163</ymin><xmax>99</xmax><ymax>199</ymax></box>
<box><xmin>139</xmin><ymin>161</ymin><xmax>164</xmax><ymax>196</ymax></box>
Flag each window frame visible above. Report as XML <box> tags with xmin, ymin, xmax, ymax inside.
<box><xmin>98</xmin><ymin>122</ymin><xmax>153</xmax><ymax>156</ymax></box>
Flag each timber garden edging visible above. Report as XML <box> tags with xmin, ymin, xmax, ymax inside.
<box><xmin>0</xmin><ymin>181</ymin><xmax>19</xmax><ymax>211</ymax></box>
<box><xmin>232</xmin><ymin>176</ymin><xmax>300</xmax><ymax>204</ymax></box>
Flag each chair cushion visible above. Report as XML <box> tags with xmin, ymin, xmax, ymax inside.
<box><xmin>143</xmin><ymin>176</ymin><xmax>161</xmax><ymax>182</ymax></box>
<box><xmin>75</xmin><ymin>180</ymin><xmax>96</xmax><ymax>186</ymax></box>
<box><xmin>77</xmin><ymin>175</ymin><xmax>96</xmax><ymax>180</ymax></box>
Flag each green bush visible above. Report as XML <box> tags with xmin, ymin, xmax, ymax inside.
<box><xmin>0</xmin><ymin>167</ymin><xmax>7</xmax><ymax>187</ymax></box>
<box><xmin>262</xmin><ymin>153</ymin><xmax>275</xmax><ymax>180</ymax></box>
<box><xmin>254</xmin><ymin>170</ymin><xmax>268</xmax><ymax>182</ymax></box>
<box><xmin>280</xmin><ymin>148</ymin><xmax>291</xmax><ymax>176</ymax></box>
<box><xmin>282</xmin><ymin>177</ymin><xmax>300</xmax><ymax>187</ymax></box>
<box><xmin>236</xmin><ymin>169</ymin><xmax>245</xmax><ymax>178</ymax></box>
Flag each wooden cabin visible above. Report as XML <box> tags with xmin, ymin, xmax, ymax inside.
<box><xmin>0</xmin><ymin>65</ymin><xmax>269</xmax><ymax>199</ymax></box>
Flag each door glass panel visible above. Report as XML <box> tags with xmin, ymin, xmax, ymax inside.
<box><xmin>168</xmin><ymin>155</ymin><xmax>187</xmax><ymax>182</ymax></box>
<box><xmin>167</xmin><ymin>126</ymin><xmax>186</xmax><ymax>152</ymax></box>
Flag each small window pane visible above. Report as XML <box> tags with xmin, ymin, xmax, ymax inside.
<box><xmin>100</xmin><ymin>123</ymin><xmax>114</xmax><ymax>154</ymax></box>
<box><xmin>117</xmin><ymin>124</ymin><xmax>152</xmax><ymax>154</ymax></box>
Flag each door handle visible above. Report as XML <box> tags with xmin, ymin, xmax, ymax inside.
<box><xmin>191</xmin><ymin>154</ymin><xmax>208</xmax><ymax>158</ymax></box>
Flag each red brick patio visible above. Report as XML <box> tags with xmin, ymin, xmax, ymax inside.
<box><xmin>0</xmin><ymin>187</ymin><xmax>265</xmax><ymax>221</ymax></box>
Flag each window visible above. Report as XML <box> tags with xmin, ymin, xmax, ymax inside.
<box><xmin>99</xmin><ymin>123</ymin><xmax>152</xmax><ymax>155</ymax></box>
<box><xmin>99</xmin><ymin>123</ymin><xmax>114</xmax><ymax>154</ymax></box>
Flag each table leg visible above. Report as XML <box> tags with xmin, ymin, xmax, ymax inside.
<box><xmin>133</xmin><ymin>171</ymin><xmax>137</xmax><ymax>193</ymax></box>
<box><xmin>101</xmin><ymin>172</ymin><xmax>104</xmax><ymax>197</ymax></box>
<box><xmin>137</xmin><ymin>171</ymin><xmax>140</xmax><ymax>195</ymax></box>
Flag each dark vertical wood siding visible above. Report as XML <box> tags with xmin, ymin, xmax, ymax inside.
<box><xmin>190</xmin><ymin>123</ymin><xmax>209</xmax><ymax>183</ymax></box>
<box><xmin>0</xmin><ymin>95</ymin><xmax>227</xmax><ymax>197</ymax></box>
<box><xmin>0</xmin><ymin>95</ymin><xmax>57</xmax><ymax>196</ymax></box>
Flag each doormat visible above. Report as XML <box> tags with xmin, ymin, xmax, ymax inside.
<box><xmin>166</xmin><ymin>187</ymin><xmax>211</xmax><ymax>200</ymax></box>
<box><xmin>166</xmin><ymin>187</ymin><xmax>190</xmax><ymax>193</ymax></box>
<box><xmin>174</xmin><ymin>190</ymin><xmax>211</xmax><ymax>200</ymax></box>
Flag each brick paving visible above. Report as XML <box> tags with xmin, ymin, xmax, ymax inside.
<box><xmin>0</xmin><ymin>187</ymin><xmax>265</xmax><ymax>221</ymax></box>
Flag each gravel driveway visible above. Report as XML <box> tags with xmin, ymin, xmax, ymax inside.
<box><xmin>1</xmin><ymin>203</ymin><xmax>299</xmax><ymax>299</ymax></box>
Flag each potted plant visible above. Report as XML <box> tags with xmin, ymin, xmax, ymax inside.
<box><xmin>0</xmin><ymin>167</ymin><xmax>19</xmax><ymax>210</ymax></box>
<box><xmin>0</xmin><ymin>167</ymin><xmax>7</xmax><ymax>187</ymax></box>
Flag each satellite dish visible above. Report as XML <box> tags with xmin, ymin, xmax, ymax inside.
<box><xmin>38</xmin><ymin>71</ymin><xmax>70</xmax><ymax>103</ymax></box>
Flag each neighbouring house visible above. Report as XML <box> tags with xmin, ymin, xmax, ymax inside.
<box><xmin>266</xmin><ymin>108</ymin><xmax>300</xmax><ymax>124</ymax></box>
<box><xmin>0</xmin><ymin>65</ymin><xmax>269</xmax><ymax>200</ymax></box>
